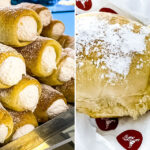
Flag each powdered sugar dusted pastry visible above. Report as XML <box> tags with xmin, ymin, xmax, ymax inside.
<box><xmin>39</xmin><ymin>48</ymin><xmax>75</xmax><ymax>86</ymax></box>
<box><xmin>16</xmin><ymin>36</ymin><xmax>62</xmax><ymax>78</ymax></box>
<box><xmin>0</xmin><ymin>75</ymin><xmax>41</xmax><ymax>112</ymax></box>
<box><xmin>58</xmin><ymin>35</ymin><xmax>74</xmax><ymax>49</ymax></box>
<box><xmin>17</xmin><ymin>2</ymin><xmax>52</xmax><ymax>27</ymax></box>
<box><xmin>8</xmin><ymin>110</ymin><xmax>38</xmax><ymax>141</ymax></box>
<box><xmin>34</xmin><ymin>84</ymin><xmax>68</xmax><ymax>122</ymax></box>
<box><xmin>0</xmin><ymin>6</ymin><xmax>42</xmax><ymax>47</ymax></box>
<box><xmin>56</xmin><ymin>78</ymin><xmax>74</xmax><ymax>103</ymax></box>
<box><xmin>42</xmin><ymin>20</ymin><xmax>65</xmax><ymax>40</ymax></box>
<box><xmin>0</xmin><ymin>105</ymin><xmax>13</xmax><ymax>143</ymax></box>
<box><xmin>0</xmin><ymin>43</ymin><xmax>26</xmax><ymax>89</ymax></box>
<box><xmin>76</xmin><ymin>12</ymin><xmax>150</xmax><ymax>119</ymax></box>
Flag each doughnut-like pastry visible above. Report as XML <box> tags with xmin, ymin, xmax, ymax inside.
<box><xmin>76</xmin><ymin>12</ymin><xmax>150</xmax><ymax>119</ymax></box>
<box><xmin>17</xmin><ymin>2</ymin><xmax>52</xmax><ymax>27</ymax></box>
<box><xmin>0</xmin><ymin>43</ymin><xmax>26</xmax><ymax>89</ymax></box>
<box><xmin>0</xmin><ymin>6</ymin><xmax>42</xmax><ymax>47</ymax></box>
<box><xmin>8</xmin><ymin>110</ymin><xmax>38</xmax><ymax>141</ymax></box>
<box><xmin>0</xmin><ymin>76</ymin><xmax>41</xmax><ymax>112</ymax></box>
<box><xmin>34</xmin><ymin>84</ymin><xmax>68</xmax><ymax>122</ymax></box>
<box><xmin>16</xmin><ymin>37</ymin><xmax>62</xmax><ymax>78</ymax></box>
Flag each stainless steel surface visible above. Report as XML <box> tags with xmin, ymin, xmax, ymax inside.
<box><xmin>1</xmin><ymin>107</ymin><xmax>74</xmax><ymax>150</ymax></box>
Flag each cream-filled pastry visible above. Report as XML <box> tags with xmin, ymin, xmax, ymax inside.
<box><xmin>16</xmin><ymin>36</ymin><xmax>62</xmax><ymax>78</ymax></box>
<box><xmin>35</xmin><ymin>84</ymin><xmax>68</xmax><ymax>122</ymax></box>
<box><xmin>8</xmin><ymin>110</ymin><xmax>38</xmax><ymax>141</ymax></box>
<box><xmin>18</xmin><ymin>2</ymin><xmax>52</xmax><ymax>27</ymax></box>
<box><xmin>0</xmin><ymin>6</ymin><xmax>42</xmax><ymax>47</ymax></box>
<box><xmin>0</xmin><ymin>75</ymin><xmax>41</xmax><ymax>112</ymax></box>
<box><xmin>39</xmin><ymin>48</ymin><xmax>75</xmax><ymax>86</ymax></box>
<box><xmin>76</xmin><ymin>12</ymin><xmax>150</xmax><ymax>119</ymax></box>
<box><xmin>0</xmin><ymin>43</ymin><xmax>26</xmax><ymax>88</ymax></box>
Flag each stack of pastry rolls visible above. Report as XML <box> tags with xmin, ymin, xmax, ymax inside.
<box><xmin>0</xmin><ymin>1</ymin><xmax>74</xmax><ymax>146</ymax></box>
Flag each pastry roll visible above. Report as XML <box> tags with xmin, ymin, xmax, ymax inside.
<box><xmin>0</xmin><ymin>104</ymin><xmax>13</xmax><ymax>143</ymax></box>
<box><xmin>34</xmin><ymin>84</ymin><xmax>68</xmax><ymax>122</ymax></box>
<box><xmin>0</xmin><ymin>43</ymin><xmax>26</xmax><ymax>89</ymax></box>
<box><xmin>39</xmin><ymin>49</ymin><xmax>75</xmax><ymax>86</ymax></box>
<box><xmin>8</xmin><ymin>110</ymin><xmax>38</xmax><ymax>141</ymax></box>
<box><xmin>0</xmin><ymin>75</ymin><xmax>41</xmax><ymax>112</ymax></box>
<box><xmin>18</xmin><ymin>2</ymin><xmax>52</xmax><ymax>27</ymax></box>
<box><xmin>76</xmin><ymin>12</ymin><xmax>150</xmax><ymax>119</ymax></box>
<box><xmin>56</xmin><ymin>78</ymin><xmax>74</xmax><ymax>103</ymax></box>
<box><xmin>0</xmin><ymin>6</ymin><xmax>42</xmax><ymax>47</ymax></box>
<box><xmin>41</xmin><ymin>20</ymin><xmax>65</xmax><ymax>40</ymax></box>
<box><xmin>58</xmin><ymin>35</ymin><xmax>74</xmax><ymax>49</ymax></box>
<box><xmin>16</xmin><ymin>37</ymin><xmax>62</xmax><ymax>77</ymax></box>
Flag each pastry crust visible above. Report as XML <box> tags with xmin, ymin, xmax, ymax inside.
<box><xmin>34</xmin><ymin>84</ymin><xmax>67</xmax><ymax>122</ymax></box>
<box><xmin>0</xmin><ymin>75</ymin><xmax>41</xmax><ymax>112</ymax></box>
<box><xmin>76</xmin><ymin>12</ymin><xmax>150</xmax><ymax>119</ymax></box>
<box><xmin>16</xmin><ymin>36</ymin><xmax>62</xmax><ymax>77</ymax></box>
<box><xmin>0</xmin><ymin>6</ymin><xmax>42</xmax><ymax>47</ymax></box>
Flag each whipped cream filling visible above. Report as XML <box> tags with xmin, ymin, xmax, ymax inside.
<box><xmin>0</xmin><ymin>124</ymin><xmax>8</xmax><ymax>143</ymax></box>
<box><xmin>41</xmin><ymin>46</ymin><xmax>57</xmax><ymax>75</ymax></box>
<box><xmin>18</xmin><ymin>85</ymin><xmax>39</xmax><ymax>112</ymax></box>
<box><xmin>0</xmin><ymin>56</ymin><xmax>26</xmax><ymax>86</ymax></box>
<box><xmin>12</xmin><ymin>124</ymin><xmax>34</xmax><ymax>141</ymax></box>
<box><xmin>39</xmin><ymin>10</ymin><xmax>51</xmax><ymax>26</ymax></box>
<box><xmin>58</xmin><ymin>57</ymin><xmax>74</xmax><ymax>82</ymax></box>
<box><xmin>47</xmin><ymin>99</ymin><xmax>68</xmax><ymax>117</ymax></box>
<box><xmin>17</xmin><ymin>16</ymin><xmax>37</xmax><ymax>42</ymax></box>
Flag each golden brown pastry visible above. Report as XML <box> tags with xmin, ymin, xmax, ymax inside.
<box><xmin>16</xmin><ymin>36</ymin><xmax>62</xmax><ymax>78</ymax></box>
<box><xmin>41</xmin><ymin>20</ymin><xmax>65</xmax><ymax>40</ymax></box>
<box><xmin>39</xmin><ymin>48</ymin><xmax>74</xmax><ymax>86</ymax></box>
<box><xmin>0</xmin><ymin>43</ymin><xmax>26</xmax><ymax>89</ymax></box>
<box><xmin>17</xmin><ymin>2</ymin><xmax>52</xmax><ymax>27</ymax></box>
<box><xmin>76</xmin><ymin>12</ymin><xmax>150</xmax><ymax>119</ymax></box>
<box><xmin>56</xmin><ymin>78</ymin><xmax>74</xmax><ymax>103</ymax></box>
<box><xmin>34</xmin><ymin>84</ymin><xmax>68</xmax><ymax>122</ymax></box>
<box><xmin>0</xmin><ymin>75</ymin><xmax>41</xmax><ymax>112</ymax></box>
<box><xmin>58</xmin><ymin>35</ymin><xmax>74</xmax><ymax>49</ymax></box>
<box><xmin>0</xmin><ymin>104</ymin><xmax>13</xmax><ymax>143</ymax></box>
<box><xmin>0</xmin><ymin>6</ymin><xmax>42</xmax><ymax>47</ymax></box>
<box><xmin>8</xmin><ymin>110</ymin><xmax>38</xmax><ymax>141</ymax></box>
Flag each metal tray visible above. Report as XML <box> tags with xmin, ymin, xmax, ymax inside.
<box><xmin>1</xmin><ymin>107</ymin><xmax>74</xmax><ymax>150</ymax></box>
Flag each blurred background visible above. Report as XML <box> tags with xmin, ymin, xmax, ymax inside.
<box><xmin>11</xmin><ymin>0</ymin><xmax>75</xmax><ymax>36</ymax></box>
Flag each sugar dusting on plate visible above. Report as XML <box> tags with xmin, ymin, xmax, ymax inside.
<box><xmin>76</xmin><ymin>13</ymin><xmax>150</xmax><ymax>83</ymax></box>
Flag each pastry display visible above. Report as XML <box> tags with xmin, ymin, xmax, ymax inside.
<box><xmin>34</xmin><ymin>84</ymin><xmax>68</xmax><ymax>122</ymax></box>
<box><xmin>0</xmin><ymin>43</ymin><xmax>26</xmax><ymax>89</ymax></box>
<box><xmin>0</xmin><ymin>103</ymin><xmax>13</xmax><ymax>144</ymax></box>
<box><xmin>16</xmin><ymin>36</ymin><xmax>62</xmax><ymax>77</ymax></box>
<box><xmin>58</xmin><ymin>35</ymin><xmax>74</xmax><ymax>49</ymax></box>
<box><xmin>56</xmin><ymin>78</ymin><xmax>74</xmax><ymax>103</ymax></box>
<box><xmin>17</xmin><ymin>2</ymin><xmax>52</xmax><ymax>27</ymax></box>
<box><xmin>76</xmin><ymin>12</ymin><xmax>150</xmax><ymax>119</ymax></box>
<box><xmin>8</xmin><ymin>110</ymin><xmax>38</xmax><ymax>141</ymax></box>
<box><xmin>0</xmin><ymin>6</ymin><xmax>42</xmax><ymax>47</ymax></box>
<box><xmin>41</xmin><ymin>20</ymin><xmax>65</xmax><ymax>40</ymax></box>
<box><xmin>0</xmin><ymin>75</ymin><xmax>41</xmax><ymax>112</ymax></box>
<box><xmin>0</xmin><ymin>1</ymin><xmax>74</xmax><ymax>147</ymax></box>
<box><xmin>39</xmin><ymin>48</ymin><xmax>75</xmax><ymax>86</ymax></box>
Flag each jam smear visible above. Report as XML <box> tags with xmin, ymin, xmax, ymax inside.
<box><xmin>96</xmin><ymin>118</ymin><xmax>118</xmax><ymax>131</ymax></box>
<box><xmin>117</xmin><ymin>130</ymin><xmax>143</xmax><ymax>150</ymax></box>
<box><xmin>76</xmin><ymin>0</ymin><xmax>92</xmax><ymax>11</ymax></box>
<box><xmin>99</xmin><ymin>8</ymin><xmax>118</xmax><ymax>14</ymax></box>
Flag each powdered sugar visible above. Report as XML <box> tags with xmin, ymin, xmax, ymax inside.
<box><xmin>76</xmin><ymin>13</ymin><xmax>150</xmax><ymax>82</ymax></box>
